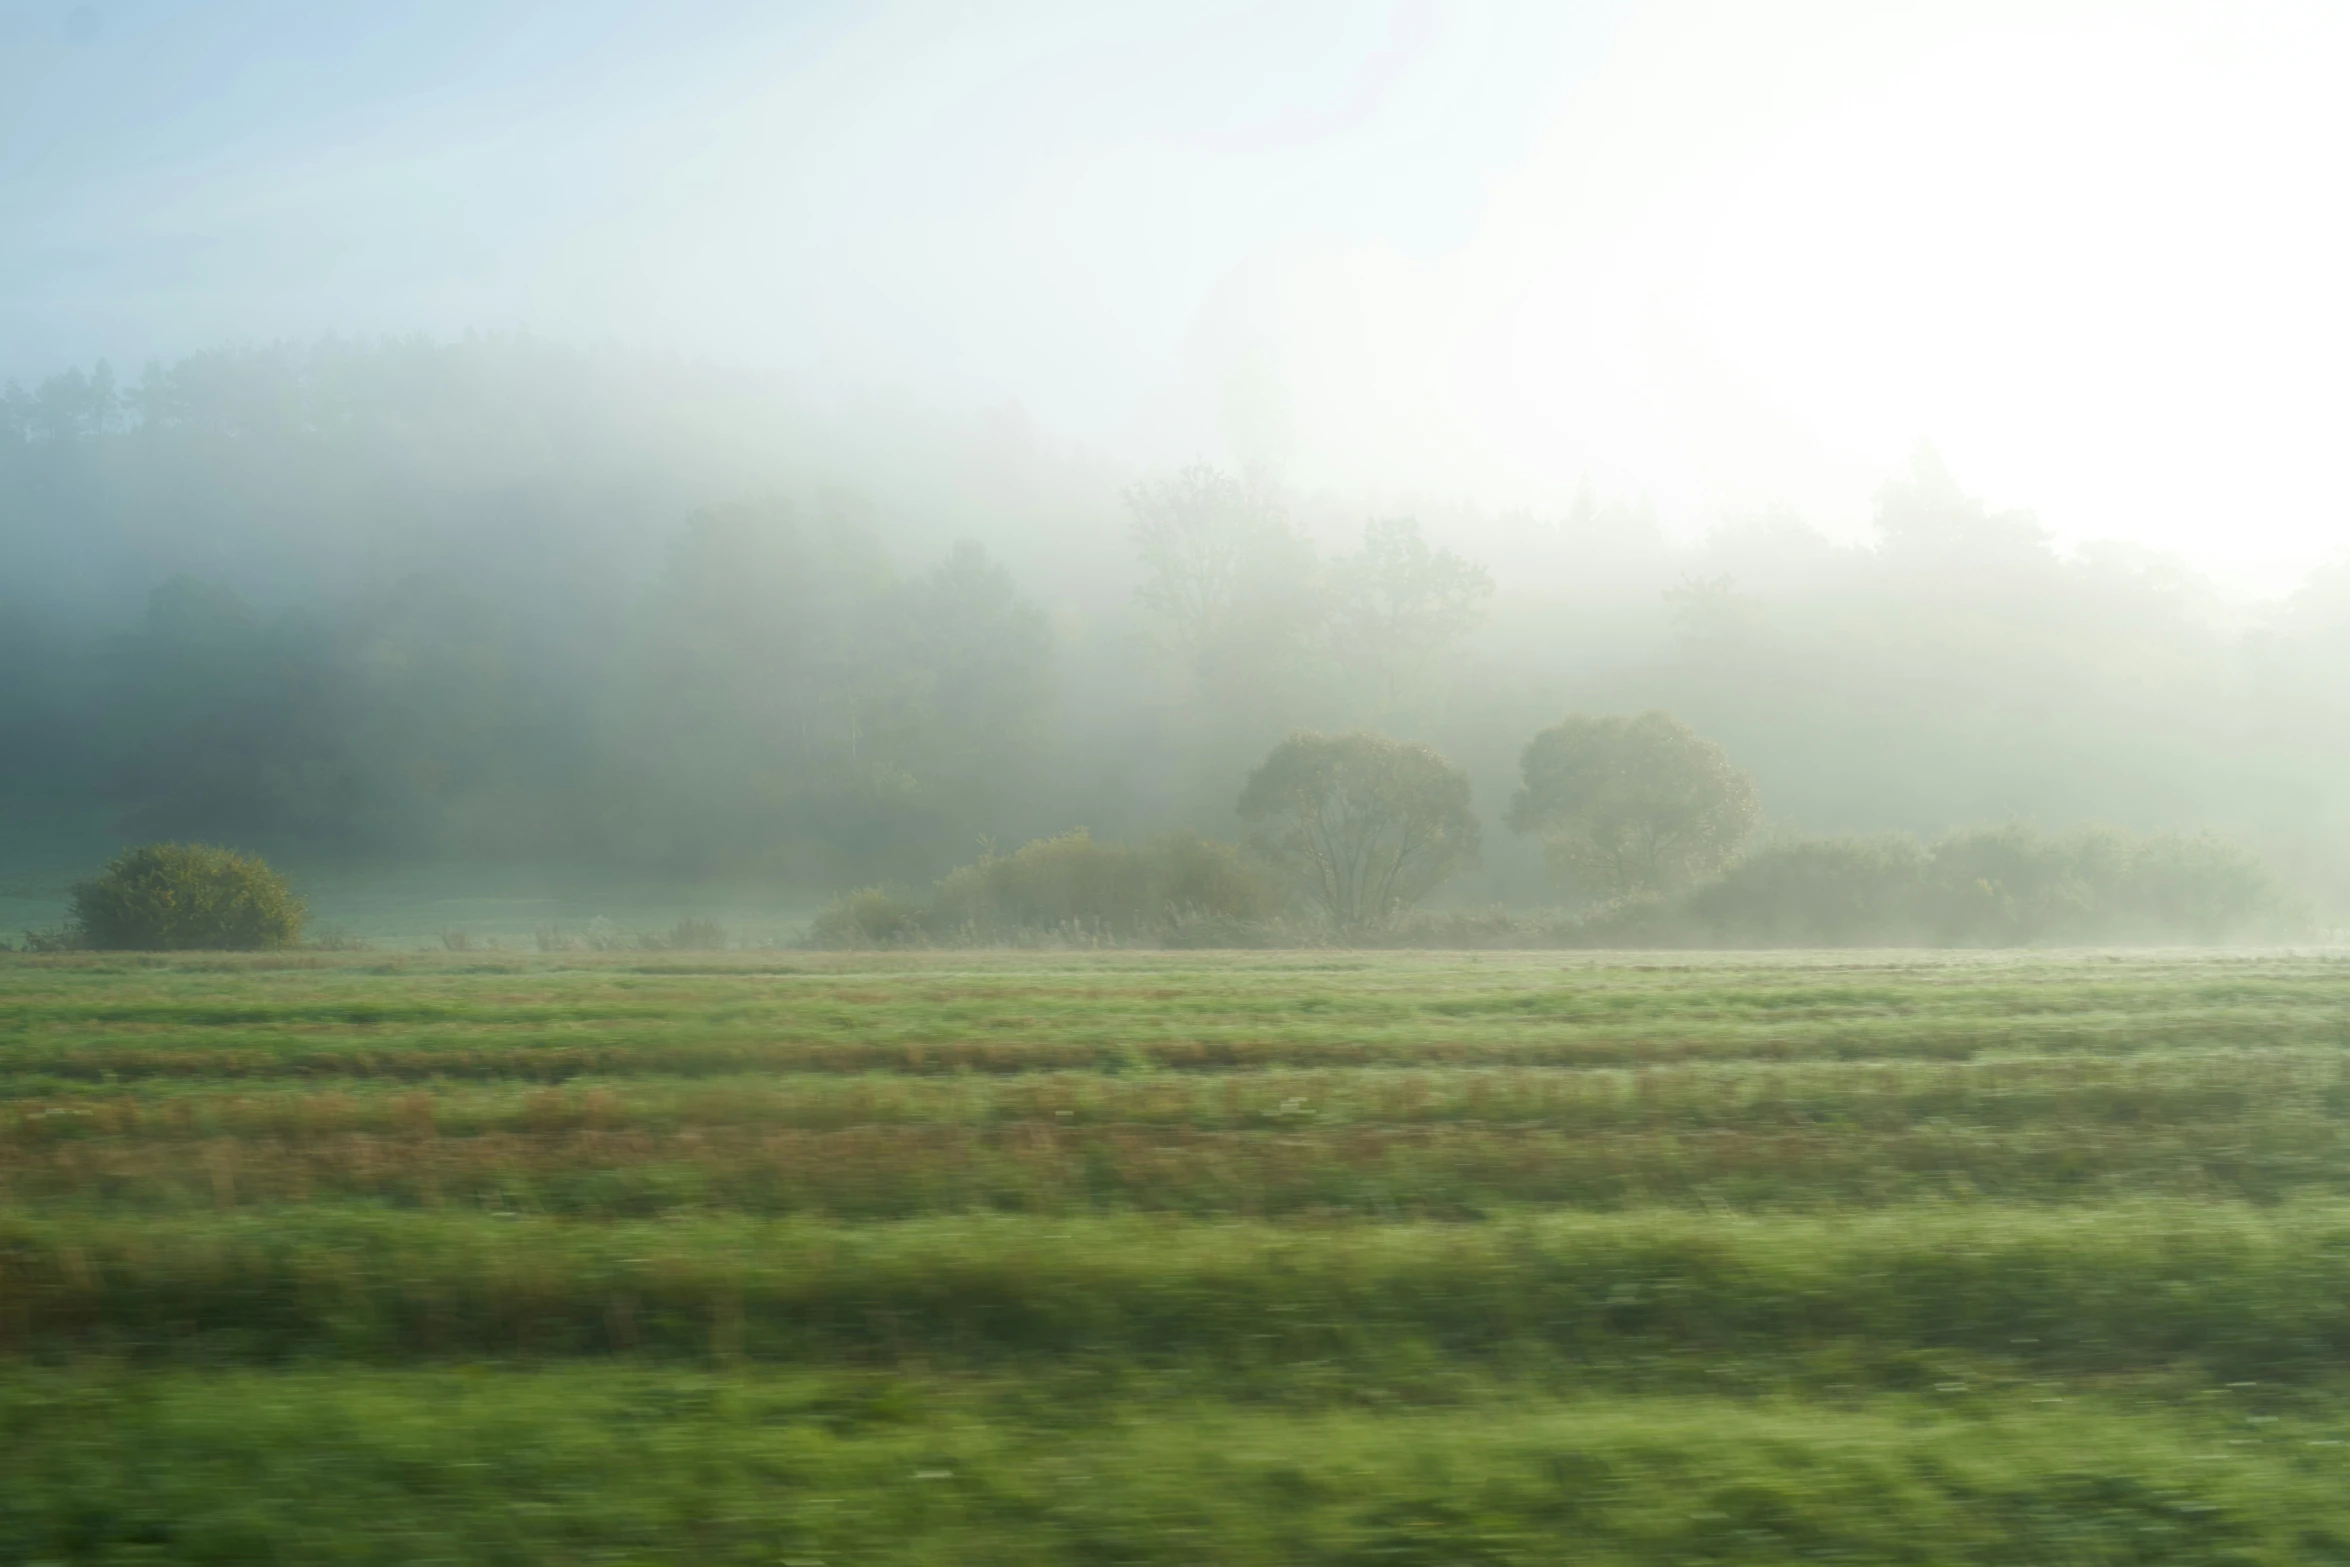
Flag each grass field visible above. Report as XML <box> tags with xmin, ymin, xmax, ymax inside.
<box><xmin>7</xmin><ymin>947</ymin><xmax>2350</xmax><ymax>1563</ymax></box>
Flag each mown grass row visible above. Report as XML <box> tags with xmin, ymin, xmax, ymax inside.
<box><xmin>9</xmin><ymin>1203</ymin><xmax>2350</xmax><ymax>1381</ymax></box>
<box><xmin>5</xmin><ymin>953</ymin><xmax>2333</xmax><ymax>1029</ymax></box>
<box><xmin>10</xmin><ymin>1368</ymin><xmax>2345</xmax><ymax>1566</ymax></box>
<box><xmin>5</xmin><ymin>953</ymin><xmax>2343</xmax><ymax>1084</ymax></box>
<box><xmin>16</xmin><ymin>1050</ymin><xmax>2350</xmax><ymax>1132</ymax></box>
<box><xmin>9</xmin><ymin>1008</ymin><xmax>2344</xmax><ymax>1081</ymax></box>
<box><xmin>16</xmin><ymin>1115</ymin><xmax>2350</xmax><ymax>1216</ymax></box>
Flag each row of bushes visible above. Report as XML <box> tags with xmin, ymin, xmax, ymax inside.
<box><xmin>13</xmin><ymin>824</ymin><xmax>2306</xmax><ymax>954</ymax></box>
<box><xmin>1377</xmin><ymin>827</ymin><xmax>2302</xmax><ymax>948</ymax></box>
<box><xmin>809</xmin><ymin>830</ymin><xmax>1287</xmax><ymax>948</ymax></box>
<box><xmin>1684</xmin><ymin>825</ymin><xmax>2298</xmax><ymax>945</ymax></box>
<box><xmin>810</xmin><ymin>824</ymin><xmax>2304</xmax><ymax>949</ymax></box>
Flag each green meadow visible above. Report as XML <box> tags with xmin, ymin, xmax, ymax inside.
<box><xmin>7</xmin><ymin>948</ymin><xmax>2350</xmax><ymax>1563</ymax></box>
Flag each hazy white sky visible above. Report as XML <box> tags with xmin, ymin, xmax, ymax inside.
<box><xmin>5</xmin><ymin>0</ymin><xmax>2345</xmax><ymax>586</ymax></box>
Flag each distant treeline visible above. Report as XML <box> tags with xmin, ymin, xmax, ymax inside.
<box><xmin>3</xmin><ymin>507</ymin><xmax>1051</xmax><ymax>883</ymax></box>
<box><xmin>5</xmin><ymin>337</ymin><xmax>2348</xmax><ymax>914</ymax></box>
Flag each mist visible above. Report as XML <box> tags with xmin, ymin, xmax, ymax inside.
<box><xmin>4</xmin><ymin>0</ymin><xmax>2348</xmax><ymax>942</ymax></box>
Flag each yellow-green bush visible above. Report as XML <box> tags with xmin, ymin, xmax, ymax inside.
<box><xmin>806</xmin><ymin>887</ymin><xmax>928</xmax><ymax>949</ymax></box>
<box><xmin>923</xmin><ymin>830</ymin><xmax>1283</xmax><ymax>944</ymax></box>
<box><xmin>69</xmin><ymin>843</ymin><xmax>306</xmax><ymax>951</ymax></box>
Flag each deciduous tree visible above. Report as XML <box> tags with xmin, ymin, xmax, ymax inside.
<box><xmin>1508</xmin><ymin>711</ymin><xmax>1758</xmax><ymax>899</ymax></box>
<box><xmin>1125</xmin><ymin>462</ymin><xmax>1313</xmax><ymax>683</ymax></box>
<box><xmin>1323</xmin><ymin>517</ymin><xmax>1492</xmax><ymax>714</ymax></box>
<box><xmin>1237</xmin><ymin>730</ymin><xmax>1478</xmax><ymax>932</ymax></box>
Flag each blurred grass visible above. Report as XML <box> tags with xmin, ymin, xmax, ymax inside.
<box><xmin>10</xmin><ymin>1203</ymin><xmax>2350</xmax><ymax>1382</ymax></box>
<box><xmin>17</xmin><ymin>1092</ymin><xmax>2350</xmax><ymax>1214</ymax></box>
<box><xmin>7</xmin><ymin>1368</ymin><xmax>2350</xmax><ymax>1565</ymax></box>
<box><xmin>6</xmin><ymin>947</ymin><xmax>2350</xmax><ymax>1560</ymax></box>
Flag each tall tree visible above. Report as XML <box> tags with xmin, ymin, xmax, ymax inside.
<box><xmin>1323</xmin><ymin>517</ymin><xmax>1493</xmax><ymax>714</ymax></box>
<box><xmin>1508</xmin><ymin>711</ymin><xmax>1759</xmax><ymax>900</ymax></box>
<box><xmin>1125</xmin><ymin>461</ymin><xmax>1310</xmax><ymax>670</ymax></box>
<box><xmin>1237</xmin><ymin>730</ymin><xmax>1479</xmax><ymax>932</ymax></box>
<box><xmin>889</xmin><ymin>539</ymin><xmax>1055</xmax><ymax>811</ymax></box>
<box><xmin>612</xmin><ymin>503</ymin><xmax>1053</xmax><ymax>877</ymax></box>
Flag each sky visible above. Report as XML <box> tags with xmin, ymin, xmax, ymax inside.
<box><xmin>5</xmin><ymin>0</ymin><xmax>2346</xmax><ymax>590</ymax></box>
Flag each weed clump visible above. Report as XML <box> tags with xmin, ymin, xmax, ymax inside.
<box><xmin>657</xmin><ymin>916</ymin><xmax>728</xmax><ymax>951</ymax></box>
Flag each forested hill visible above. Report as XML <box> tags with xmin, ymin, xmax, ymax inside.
<box><xmin>4</xmin><ymin>337</ymin><xmax>2347</xmax><ymax>909</ymax></box>
<box><xmin>0</xmin><ymin>337</ymin><xmax>1122</xmax><ymax>625</ymax></box>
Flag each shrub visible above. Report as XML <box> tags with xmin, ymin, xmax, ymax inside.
<box><xmin>927</xmin><ymin>830</ymin><xmax>1154</xmax><ymax>941</ymax></box>
<box><xmin>582</xmin><ymin>917</ymin><xmax>630</xmax><ymax>953</ymax></box>
<box><xmin>1148</xmin><ymin>832</ymin><xmax>1287</xmax><ymax>924</ymax></box>
<box><xmin>806</xmin><ymin>888</ymin><xmax>927</xmax><ymax>949</ymax></box>
<box><xmin>1687</xmin><ymin>837</ymin><xmax>1927</xmax><ymax>944</ymax></box>
<box><xmin>71</xmin><ymin>843</ymin><xmax>306</xmax><ymax>951</ymax></box>
<box><xmin>922</xmin><ymin>830</ymin><xmax>1286</xmax><ymax>944</ymax></box>
<box><xmin>1564</xmin><ymin>894</ymin><xmax>1698</xmax><ymax>947</ymax></box>
<box><xmin>1920</xmin><ymin>824</ymin><xmax>2089</xmax><ymax>944</ymax></box>
<box><xmin>1157</xmin><ymin>908</ymin><xmax>1285</xmax><ymax>948</ymax></box>
<box><xmin>806</xmin><ymin>832</ymin><xmax>1286</xmax><ymax>948</ymax></box>
<box><xmin>1688</xmin><ymin>825</ymin><xmax>2299</xmax><ymax>947</ymax></box>
<box><xmin>656</xmin><ymin>916</ymin><xmax>728</xmax><ymax>951</ymax></box>
<box><xmin>2111</xmin><ymin>832</ymin><xmax>2295</xmax><ymax>942</ymax></box>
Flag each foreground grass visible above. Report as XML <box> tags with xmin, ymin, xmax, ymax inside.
<box><xmin>5</xmin><ymin>947</ymin><xmax>2349</xmax><ymax>1561</ymax></box>
<box><xmin>10</xmin><ymin>1203</ymin><xmax>2350</xmax><ymax>1383</ymax></box>
<box><xmin>10</xmin><ymin>1368</ymin><xmax>2350</xmax><ymax>1566</ymax></box>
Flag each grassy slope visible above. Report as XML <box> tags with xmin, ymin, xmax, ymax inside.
<box><xmin>5</xmin><ymin>948</ymin><xmax>2350</xmax><ymax>1563</ymax></box>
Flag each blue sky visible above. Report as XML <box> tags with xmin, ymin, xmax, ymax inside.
<box><xmin>2</xmin><ymin>2</ymin><xmax>1595</xmax><ymax>385</ymax></box>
